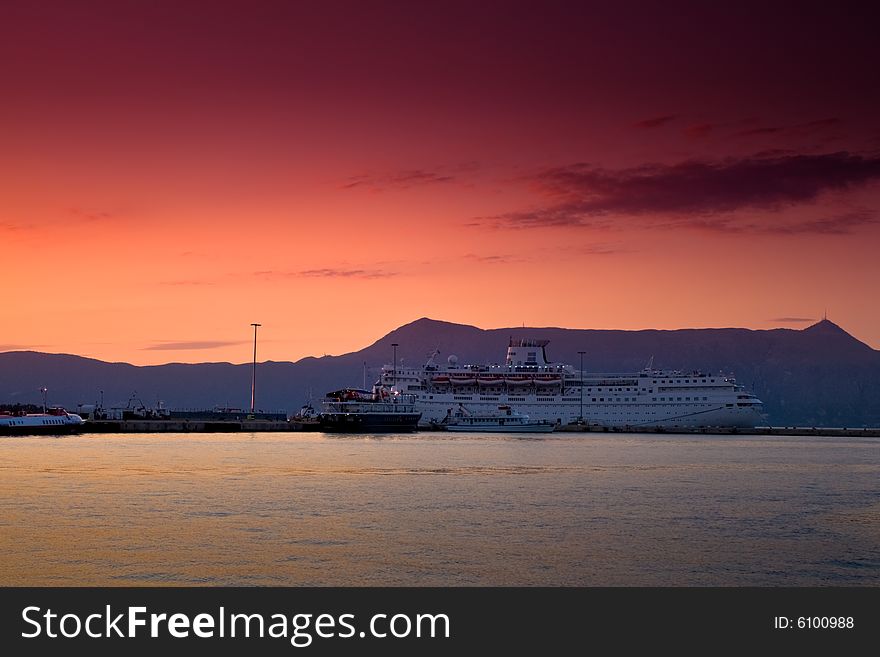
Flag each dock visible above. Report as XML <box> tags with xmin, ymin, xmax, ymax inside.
<box><xmin>551</xmin><ymin>424</ymin><xmax>880</xmax><ymax>437</ymax></box>
<box><xmin>82</xmin><ymin>419</ymin><xmax>318</xmax><ymax>433</ymax></box>
<box><xmin>69</xmin><ymin>421</ymin><xmax>880</xmax><ymax>437</ymax></box>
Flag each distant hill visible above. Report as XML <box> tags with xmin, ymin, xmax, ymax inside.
<box><xmin>2</xmin><ymin>318</ymin><xmax>878</xmax><ymax>426</ymax></box>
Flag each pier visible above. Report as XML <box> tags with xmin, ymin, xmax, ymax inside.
<box><xmin>72</xmin><ymin>422</ymin><xmax>876</xmax><ymax>436</ymax></box>
<box><xmin>551</xmin><ymin>424</ymin><xmax>880</xmax><ymax>437</ymax></box>
<box><xmin>82</xmin><ymin>419</ymin><xmax>318</xmax><ymax>433</ymax></box>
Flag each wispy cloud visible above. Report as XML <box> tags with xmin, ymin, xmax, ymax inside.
<box><xmin>462</xmin><ymin>253</ymin><xmax>527</xmax><ymax>264</ymax></box>
<box><xmin>341</xmin><ymin>168</ymin><xmax>457</xmax><ymax>191</ymax></box>
<box><xmin>473</xmin><ymin>151</ymin><xmax>880</xmax><ymax>233</ymax></box>
<box><xmin>634</xmin><ymin>115</ymin><xmax>677</xmax><ymax>128</ymax></box>
<box><xmin>655</xmin><ymin>210</ymin><xmax>875</xmax><ymax>235</ymax></box>
<box><xmin>682</xmin><ymin>123</ymin><xmax>714</xmax><ymax>139</ymax></box>
<box><xmin>575</xmin><ymin>242</ymin><xmax>631</xmax><ymax>255</ymax></box>
<box><xmin>732</xmin><ymin>117</ymin><xmax>841</xmax><ymax>139</ymax></box>
<box><xmin>0</xmin><ymin>221</ymin><xmax>35</xmax><ymax>232</ymax></box>
<box><xmin>143</xmin><ymin>340</ymin><xmax>248</xmax><ymax>351</ymax></box>
<box><xmin>0</xmin><ymin>343</ymin><xmax>49</xmax><ymax>351</ymax></box>
<box><xmin>255</xmin><ymin>268</ymin><xmax>395</xmax><ymax>280</ymax></box>
<box><xmin>161</xmin><ymin>279</ymin><xmax>217</xmax><ymax>286</ymax></box>
<box><xmin>68</xmin><ymin>207</ymin><xmax>115</xmax><ymax>222</ymax></box>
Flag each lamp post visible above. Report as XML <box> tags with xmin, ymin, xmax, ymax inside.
<box><xmin>250</xmin><ymin>323</ymin><xmax>261</xmax><ymax>414</ymax></box>
<box><xmin>578</xmin><ymin>351</ymin><xmax>586</xmax><ymax>424</ymax></box>
<box><xmin>391</xmin><ymin>343</ymin><xmax>398</xmax><ymax>398</ymax></box>
<box><xmin>40</xmin><ymin>387</ymin><xmax>48</xmax><ymax>413</ymax></box>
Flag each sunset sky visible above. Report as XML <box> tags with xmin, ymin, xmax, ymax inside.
<box><xmin>2</xmin><ymin>0</ymin><xmax>879</xmax><ymax>365</ymax></box>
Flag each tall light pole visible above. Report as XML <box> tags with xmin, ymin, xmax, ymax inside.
<box><xmin>250</xmin><ymin>323</ymin><xmax>261</xmax><ymax>414</ymax></box>
<box><xmin>40</xmin><ymin>387</ymin><xmax>48</xmax><ymax>413</ymax></box>
<box><xmin>391</xmin><ymin>343</ymin><xmax>398</xmax><ymax>398</ymax></box>
<box><xmin>578</xmin><ymin>351</ymin><xmax>586</xmax><ymax>424</ymax></box>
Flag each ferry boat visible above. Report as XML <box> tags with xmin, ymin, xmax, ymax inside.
<box><xmin>379</xmin><ymin>339</ymin><xmax>764</xmax><ymax>429</ymax></box>
<box><xmin>319</xmin><ymin>387</ymin><xmax>422</xmax><ymax>433</ymax></box>
<box><xmin>443</xmin><ymin>404</ymin><xmax>555</xmax><ymax>433</ymax></box>
<box><xmin>0</xmin><ymin>407</ymin><xmax>85</xmax><ymax>436</ymax></box>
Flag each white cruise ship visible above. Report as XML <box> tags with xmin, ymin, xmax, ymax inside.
<box><xmin>378</xmin><ymin>339</ymin><xmax>764</xmax><ymax>429</ymax></box>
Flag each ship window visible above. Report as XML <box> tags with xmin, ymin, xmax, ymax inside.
<box><xmin>652</xmin><ymin>398</ymin><xmax>656</xmax><ymax>401</ymax></box>
<box><xmin>592</xmin><ymin>398</ymin><xmax>596</xmax><ymax>402</ymax></box>
<box><xmin>711</xmin><ymin>379</ymin><xmax>715</xmax><ymax>383</ymax></box>
<box><xmin>703</xmin><ymin>397</ymin><xmax>708</xmax><ymax>401</ymax></box>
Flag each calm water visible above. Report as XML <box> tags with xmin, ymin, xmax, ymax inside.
<box><xmin>1</xmin><ymin>432</ymin><xmax>878</xmax><ymax>586</ymax></box>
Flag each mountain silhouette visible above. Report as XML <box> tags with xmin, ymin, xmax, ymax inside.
<box><xmin>2</xmin><ymin>317</ymin><xmax>878</xmax><ymax>426</ymax></box>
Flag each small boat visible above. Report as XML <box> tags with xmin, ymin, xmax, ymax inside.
<box><xmin>319</xmin><ymin>387</ymin><xmax>422</xmax><ymax>433</ymax></box>
<box><xmin>0</xmin><ymin>407</ymin><xmax>85</xmax><ymax>436</ymax></box>
<box><xmin>289</xmin><ymin>400</ymin><xmax>321</xmax><ymax>429</ymax></box>
<box><xmin>442</xmin><ymin>404</ymin><xmax>555</xmax><ymax>433</ymax></box>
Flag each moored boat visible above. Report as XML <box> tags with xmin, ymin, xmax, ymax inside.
<box><xmin>0</xmin><ymin>407</ymin><xmax>85</xmax><ymax>436</ymax></box>
<box><xmin>380</xmin><ymin>339</ymin><xmax>765</xmax><ymax>429</ymax></box>
<box><xmin>442</xmin><ymin>404</ymin><xmax>555</xmax><ymax>433</ymax></box>
<box><xmin>319</xmin><ymin>387</ymin><xmax>421</xmax><ymax>433</ymax></box>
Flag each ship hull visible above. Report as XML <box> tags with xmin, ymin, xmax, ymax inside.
<box><xmin>414</xmin><ymin>399</ymin><xmax>763</xmax><ymax>429</ymax></box>
<box><xmin>0</xmin><ymin>423</ymin><xmax>84</xmax><ymax>436</ymax></box>
<box><xmin>445</xmin><ymin>423</ymin><xmax>555</xmax><ymax>433</ymax></box>
<box><xmin>319</xmin><ymin>412</ymin><xmax>421</xmax><ymax>433</ymax></box>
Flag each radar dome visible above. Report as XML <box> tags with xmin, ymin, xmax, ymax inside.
<box><xmin>447</xmin><ymin>354</ymin><xmax>458</xmax><ymax>366</ymax></box>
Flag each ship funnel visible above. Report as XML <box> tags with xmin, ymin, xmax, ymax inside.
<box><xmin>505</xmin><ymin>339</ymin><xmax>550</xmax><ymax>366</ymax></box>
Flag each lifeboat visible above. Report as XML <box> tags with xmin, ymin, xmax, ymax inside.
<box><xmin>505</xmin><ymin>378</ymin><xmax>532</xmax><ymax>386</ymax></box>
<box><xmin>432</xmin><ymin>375</ymin><xmax>450</xmax><ymax>383</ymax></box>
<box><xmin>534</xmin><ymin>377</ymin><xmax>562</xmax><ymax>386</ymax></box>
<box><xmin>450</xmin><ymin>378</ymin><xmax>477</xmax><ymax>385</ymax></box>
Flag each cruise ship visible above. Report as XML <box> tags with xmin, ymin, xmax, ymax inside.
<box><xmin>378</xmin><ymin>339</ymin><xmax>764</xmax><ymax>429</ymax></box>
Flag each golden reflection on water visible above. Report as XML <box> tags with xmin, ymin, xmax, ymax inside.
<box><xmin>0</xmin><ymin>432</ymin><xmax>878</xmax><ymax>585</ymax></box>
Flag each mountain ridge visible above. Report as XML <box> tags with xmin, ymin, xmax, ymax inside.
<box><xmin>2</xmin><ymin>318</ymin><xmax>878</xmax><ymax>426</ymax></box>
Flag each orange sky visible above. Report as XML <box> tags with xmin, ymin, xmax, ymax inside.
<box><xmin>2</xmin><ymin>1</ymin><xmax>879</xmax><ymax>364</ymax></box>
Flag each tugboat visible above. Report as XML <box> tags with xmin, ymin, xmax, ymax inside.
<box><xmin>319</xmin><ymin>386</ymin><xmax>421</xmax><ymax>433</ymax></box>
<box><xmin>0</xmin><ymin>407</ymin><xmax>86</xmax><ymax>436</ymax></box>
<box><xmin>442</xmin><ymin>404</ymin><xmax>555</xmax><ymax>433</ymax></box>
<box><xmin>289</xmin><ymin>398</ymin><xmax>322</xmax><ymax>431</ymax></box>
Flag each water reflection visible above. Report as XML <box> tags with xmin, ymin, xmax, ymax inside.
<box><xmin>0</xmin><ymin>432</ymin><xmax>878</xmax><ymax>585</ymax></box>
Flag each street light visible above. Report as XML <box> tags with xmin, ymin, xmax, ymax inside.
<box><xmin>391</xmin><ymin>343</ymin><xmax>398</xmax><ymax>399</ymax></box>
<box><xmin>40</xmin><ymin>387</ymin><xmax>48</xmax><ymax>413</ymax></box>
<box><xmin>578</xmin><ymin>351</ymin><xmax>586</xmax><ymax>424</ymax></box>
<box><xmin>250</xmin><ymin>323</ymin><xmax>261</xmax><ymax>414</ymax></box>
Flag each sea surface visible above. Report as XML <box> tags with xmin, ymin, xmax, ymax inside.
<box><xmin>1</xmin><ymin>431</ymin><xmax>878</xmax><ymax>586</ymax></box>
